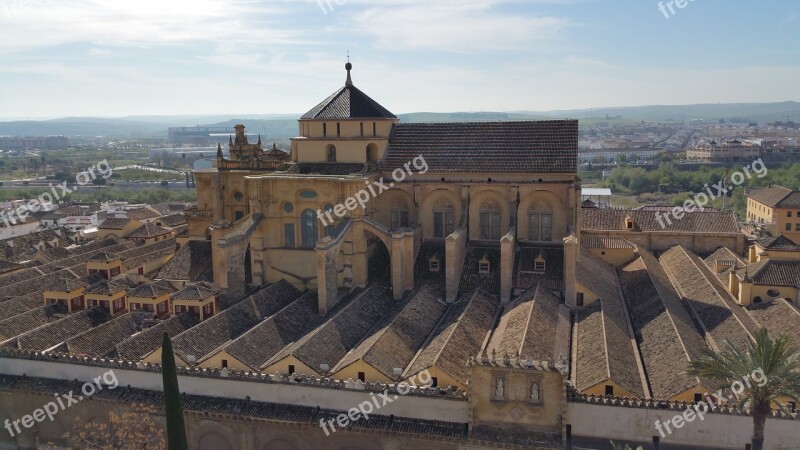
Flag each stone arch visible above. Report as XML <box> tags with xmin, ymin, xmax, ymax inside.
<box><xmin>421</xmin><ymin>188</ymin><xmax>461</xmax><ymax>240</ymax></box>
<box><xmin>262</xmin><ymin>439</ymin><xmax>300</xmax><ymax>450</ymax></box>
<box><xmin>198</xmin><ymin>431</ymin><xmax>235</xmax><ymax>450</ymax></box>
<box><xmin>326</xmin><ymin>144</ymin><xmax>337</xmax><ymax>162</ymax></box>
<box><xmin>365</xmin><ymin>228</ymin><xmax>391</xmax><ymax>282</ymax></box>
<box><xmin>469</xmin><ymin>189</ymin><xmax>510</xmax><ymax>241</ymax></box>
<box><xmin>518</xmin><ymin>190</ymin><xmax>567</xmax><ymax>243</ymax></box>
<box><xmin>366</xmin><ymin>143</ymin><xmax>380</xmax><ymax>162</ymax></box>
<box><xmin>376</xmin><ymin>188</ymin><xmax>415</xmax><ymax>230</ymax></box>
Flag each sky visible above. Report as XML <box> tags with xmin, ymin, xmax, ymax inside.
<box><xmin>0</xmin><ymin>0</ymin><xmax>798</xmax><ymax>118</ymax></box>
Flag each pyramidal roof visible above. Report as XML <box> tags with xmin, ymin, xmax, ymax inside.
<box><xmin>301</xmin><ymin>62</ymin><xmax>397</xmax><ymax>120</ymax></box>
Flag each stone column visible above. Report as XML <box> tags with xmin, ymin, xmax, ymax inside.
<box><xmin>563</xmin><ymin>233</ymin><xmax>578</xmax><ymax>308</ymax></box>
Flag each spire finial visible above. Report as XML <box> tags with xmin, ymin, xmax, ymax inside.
<box><xmin>345</xmin><ymin>53</ymin><xmax>353</xmax><ymax>86</ymax></box>
<box><xmin>216</xmin><ymin>142</ymin><xmax>223</xmax><ymax>159</ymax></box>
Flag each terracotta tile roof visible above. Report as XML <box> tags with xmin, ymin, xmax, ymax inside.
<box><xmin>126</xmin><ymin>207</ymin><xmax>162</xmax><ymax>221</ymax></box>
<box><xmin>618</xmin><ymin>251</ymin><xmax>710</xmax><ymax>399</ymax></box>
<box><xmin>581</xmin><ymin>209</ymin><xmax>740</xmax><ymax>233</ymax></box>
<box><xmin>128</xmin><ymin>282</ymin><xmax>175</xmax><ymax>299</ymax></box>
<box><xmin>65</xmin><ymin>311</ymin><xmax>155</xmax><ymax>357</ymax></box>
<box><xmin>115</xmin><ymin>312</ymin><xmax>200</xmax><ymax>360</ymax></box>
<box><xmin>486</xmin><ymin>285</ymin><xmax>570</xmax><ymax>363</ymax></box>
<box><xmin>0</xmin><ymin>304</ymin><xmax>68</xmax><ymax>343</ymax></box>
<box><xmin>404</xmin><ymin>289</ymin><xmax>499</xmax><ymax>385</ymax></box>
<box><xmin>157</xmin><ymin>240</ymin><xmax>213</xmax><ymax>282</ymax></box>
<box><xmin>124</xmin><ymin>223</ymin><xmax>172</xmax><ymax>239</ymax></box>
<box><xmin>333</xmin><ymin>283</ymin><xmax>449</xmax><ymax>381</ymax></box>
<box><xmin>743</xmin><ymin>259</ymin><xmax>800</xmax><ymax>287</ymax></box>
<box><xmin>266</xmin><ymin>283</ymin><xmax>395</xmax><ymax>374</ymax></box>
<box><xmin>10</xmin><ymin>306</ymin><xmax>112</xmax><ymax>351</ymax></box>
<box><xmin>746</xmin><ymin>299</ymin><xmax>800</xmax><ymax>345</ymax></box>
<box><xmin>580</xmin><ymin>236</ymin><xmax>636</xmax><ymax>250</ymax></box>
<box><xmin>171</xmin><ymin>281</ymin><xmax>302</xmax><ymax>363</ymax></box>
<box><xmin>756</xmin><ymin>235</ymin><xmax>800</xmax><ymax>251</ymax></box>
<box><xmin>383</xmin><ymin>121</ymin><xmax>578</xmax><ymax>174</ymax></box>
<box><xmin>301</xmin><ymin>83</ymin><xmax>396</xmax><ymax>119</ymax></box>
<box><xmin>171</xmin><ymin>282</ymin><xmax>217</xmax><ymax>301</ymax></box>
<box><xmin>0</xmin><ymin>228</ymin><xmax>74</xmax><ymax>261</ymax></box>
<box><xmin>99</xmin><ymin>218</ymin><xmax>132</xmax><ymax>230</ymax></box>
<box><xmin>574</xmin><ymin>251</ymin><xmax>645</xmax><ymax>397</ymax></box>
<box><xmin>222</xmin><ymin>292</ymin><xmax>323</xmax><ymax>370</ymax></box>
<box><xmin>514</xmin><ymin>247</ymin><xmax>564</xmax><ymax>291</ymax></box>
<box><xmin>748</xmin><ymin>185</ymin><xmax>799</xmax><ymax>207</ymax></box>
<box><xmin>659</xmin><ymin>246</ymin><xmax>757</xmax><ymax>353</ymax></box>
<box><xmin>157</xmin><ymin>213</ymin><xmax>187</xmax><ymax>227</ymax></box>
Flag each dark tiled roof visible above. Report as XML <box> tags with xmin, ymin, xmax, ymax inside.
<box><xmin>459</xmin><ymin>247</ymin><xmax>500</xmax><ymax>295</ymax></box>
<box><xmin>10</xmin><ymin>307</ymin><xmax>112</xmax><ymax>351</ymax></box>
<box><xmin>85</xmin><ymin>279</ymin><xmax>129</xmax><ymax>296</ymax></box>
<box><xmin>266</xmin><ymin>283</ymin><xmax>395</xmax><ymax>374</ymax></box>
<box><xmin>0</xmin><ymin>304</ymin><xmax>68</xmax><ymax>342</ymax></box>
<box><xmin>514</xmin><ymin>247</ymin><xmax>564</xmax><ymax>291</ymax></box>
<box><xmin>486</xmin><ymin>285</ymin><xmax>570</xmax><ymax>363</ymax></box>
<box><xmin>333</xmin><ymin>283</ymin><xmax>449</xmax><ymax>381</ymax></box>
<box><xmin>89</xmin><ymin>251</ymin><xmax>120</xmax><ymax>262</ymax></box>
<box><xmin>157</xmin><ymin>241</ymin><xmax>213</xmax><ymax>282</ymax></box>
<box><xmin>580</xmin><ymin>236</ymin><xmax>636</xmax><ymax>250</ymax></box>
<box><xmin>414</xmin><ymin>243</ymin><xmax>446</xmax><ymax>288</ymax></box>
<box><xmin>383</xmin><ymin>121</ymin><xmax>578</xmax><ymax>174</ymax></box>
<box><xmin>0</xmin><ymin>292</ymin><xmax>43</xmax><ymax>321</ymax></box>
<box><xmin>128</xmin><ymin>282</ymin><xmax>175</xmax><ymax>299</ymax></box>
<box><xmin>125</xmin><ymin>207</ymin><xmax>162</xmax><ymax>221</ymax></box>
<box><xmin>115</xmin><ymin>313</ymin><xmax>200</xmax><ymax>360</ymax></box>
<box><xmin>99</xmin><ymin>218</ymin><xmax>132</xmax><ymax>230</ymax></box>
<box><xmin>581</xmin><ymin>209</ymin><xmax>740</xmax><ymax>233</ymax></box>
<box><xmin>294</xmin><ymin>163</ymin><xmax>367</xmax><ymax>175</ymax></box>
<box><xmin>574</xmin><ymin>251</ymin><xmax>645</xmax><ymax>397</ymax></box>
<box><xmin>0</xmin><ymin>228</ymin><xmax>74</xmax><ymax>261</ymax></box>
<box><xmin>171</xmin><ymin>281</ymin><xmax>302</xmax><ymax>363</ymax></box>
<box><xmin>659</xmin><ymin>246</ymin><xmax>756</xmax><ymax>353</ymax></box>
<box><xmin>171</xmin><ymin>282</ymin><xmax>217</xmax><ymax>301</ymax></box>
<box><xmin>703</xmin><ymin>247</ymin><xmax>748</xmax><ymax>284</ymax></box>
<box><xmin>65</xmin><ymin>311</ymin><xmax>155</xmax><ymax>357</ymax></box>
<box><xmin>125</xmin><ymin>223</ymin><xmax>172</xmax><ymax>239</ymax></box>
<box><xmin>158</xmin><ymin>213</ymin><xmax>187</xmax><ymax>227</ymax></box>
<box><xmin>618</xmin><ymin>251</ymin><xmax>710</xmax><ymax>399</ymax></box>
<box><xmin>746</xmin><ymin>300</ymin><xmax>800</xmax><ymax>346</ymax></box>
<box><xmin>0</xmin><ymin>259</ymin><xmax>25</xmax><ymax>274</ymax></box>
<box><xmin>44</xmin><ymin>277</ymin><xmax>87</xmax><ymax>293</ymax></box>
<box><xmin>745</xmin><ymin>259</ymin><xmax>800</xmax><ymax>287</ymax></box>
<box><xmin>404</xmin><ymin>289</ymin><xmax>499</xmax><ymax>385</ymax></box>
<box><xmin>756</xmin><ymin>235</ymin><xmax>800</xmax><ymax>251</ymax></box>
<box><xmin>223</xmin><ymin>292</ymin><xmax>323</xmax><ymax>370</ymax></box>
<box><xmin>748</xmin><ymin>185</ymin><xmax>797</xmax><ymax>207</ymax></box>
<box><xmin>301</xmin><ymin>83</ymin><xmax>396</xmax><ymax>119</ymax></box>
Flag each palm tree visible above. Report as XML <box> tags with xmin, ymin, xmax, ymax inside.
<box><xmin>689</xmin><ymin>328</ymin><xmax>800</xmax><ymax>450</ymax></box>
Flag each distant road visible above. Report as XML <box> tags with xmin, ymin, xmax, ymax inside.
<box><xmin>0</xmin><ymin>181</ymin><xmax>193</xmax><ymax>191</ymax></box>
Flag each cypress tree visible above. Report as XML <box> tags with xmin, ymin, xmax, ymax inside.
<box><xmin>161</xmin><ymin>332</ymin><xmax>189</xmax><ymax>450</ymax></box>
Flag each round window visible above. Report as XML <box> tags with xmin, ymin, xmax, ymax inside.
<box><xmin>234</xmin><ymin>191</ymin><xmax>244</xmax><ymax>202</ymax></box>
<box><xmin>767</xmin><ymin>289</ymin><xmax>781</xmax><ymax>298</ymax></box>
<box><xmin>283</xmin><ymin>203</ymin><xmax>294</xmax><ymax>213</ymax></box>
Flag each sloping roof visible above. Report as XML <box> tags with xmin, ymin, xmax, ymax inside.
<box><xmin>158</xmin><ymin>213</ymin><xmax>187</xmax><ymax>227</ymax></box>
<box><xmin>301</xmin><ymin>78</ymin><xmax>396</xmax><ymax>120</ymax></box>
<box><xmin>485</xmin><ymin>285</ymin><xmax>570</xmax><ymax>363</ymax></box>
<box><xmin>44</xmin><ymin>277</ymin><xmax>87</xmax><ymax>293</ymax></box>
<box><xmin>581</xmin><ymin>209</ymin><xmax>740</xmax><ymax>233</ymax></box>
<box><xmin>84</xmin><ymin>279</ymin><xmax>130</xmax><ymax>296</ymax></box>
<box><xmin>171</xmin><ymin>282</ymin><xmax>217</xmax><ymax>301</ymax></box>
<box><xmin>741</xmin><ymin>259</ymin><xmax>800</xmax><ymax>287</ymax></box>
<box><xmin>157</xmin><ymin>240</ymin><xmax>213</xmax><ymax>282</ymax></box>
<box><xmin>124</xmin><ymin>223</ymin><xmax>172</xmax><ymax>239</ymax></box>
<box><xmin>332</xmin><ymin>283</ymin><xmax>449</xmax><ymax>381</ymax></box>
<box><xmin>65</xmin><ymin>312</ymin><xmax>155</xmax><ymax>357</ymax></box>
<box><xmin>574</xmin><ymin>251</ymin><xmax>645</xmax><ymax>397</ymax></box>
<box><xmin>659</xmin><ymin>246</ymin><xmax>756</xmax><ymax>353</ymax></box>
<box><xmin>756</xmin><ymin>234</ymin><xmax>800</xmax><ymax>251</ymax></box>
<box><xmin>99</xmin><ymin>218</ymin><xmax>132</xmax><ymax>230</ymax></box>
<box><xmin>222</xmin><ymin>292</ymin><xmax>323</xmax><ymax>370</ymax></box>
<box><xmin>748</xmin><ymin>185</ymin><xmax>796</xmax><ymax>207</ymax></box>
<box><xmin>618</xmin><ymin>251</ymin><xmax>710</xmax><ymax>399</ymax></box>
<box><xmin>128</xmin><ymin>282</ymin><xmax>175</xmax><ymax>299</ymax></box>
<box><xmin>0</xmin><ymin>304</ymin><xmax>68</xmax><ymax>343</ymax></box>
<box><xmin>89</xmin><ymin>251</ymin><xmax>120</xmax><ymax>262</ymax></box>
<box><xmin>514</xmin><ymin>247</ymin><xmax>564</xmax><ymax>291</ymax></box>
<box><xmin>459</xmin><ymin>247</ymin><xmax>500</xmax><ymax>295</ymax></box>
<box><xmin>703</xmin><ymin>247</ymin><xmax>748</xmax><ymax>284</ymax></box>
<box><xmin>404</xmin><ymin>289</ymin><xmax>499</xmax><ymax>385</ymax></box>
<box><xmin>171</xmin><ymin>281</ymin><xmax>302</xmax><ymax>363</ymax></box>
<box><xmin>115</xmin><ymin>313</ymin><xmax>200</xmax><ymax>361</ymax></box>
<box><xmin>383</xmin><ymin>121</ymin><xmax>578</xmax><ymax>174</ymax></box>
<box><xmin>266</xmin><ymin>283</ymin><xmax>395</xmax><ymax>374</ymax></box>
<box><xmin>0</xmin><ymin>292</ymin><xmax>44</xmax><ymax>322</ymax></box>
<box><xmin>126</xmin><ymin>207</ymin><xmax>162</xmax><ymax>221</ymax></box>
<box><xmin>746</xmin><ymin>300</ymin><xmax>800</xmax><ymax>345</ymax></box>
<box><xmin>580</xmin><ymin>236</ymin><xmax>636</xmax><ymax>250</ymax></box>
<box><xmin>0</xmin><ymin>259</ymin><xmax>25</xmax><ymax>275</ymax></box>
<box><xmin>11</xmin><ymin>307</ymin><xmax>112</xmax><ymax>351</ymax></box>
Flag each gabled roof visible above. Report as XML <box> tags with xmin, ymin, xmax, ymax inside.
<box><xmin>0</xmin><ymin>304</ymin><xmax>69</xmax><ymax>343</ymax></box>
<box><xmin>89</xmin><ymin>251</ymin><xmax>120</xmax><ymax>263</ymax></box>
<box><xmin>125</xmin><ymin>223</ymin><xmax>172</xmax><ymax>239</ymax></box>
<box><xmin>756</xmin><ymin>234</ymin><xmax>800</xmax><ymax>251</ymax></box>
<box><xmin>580</xmin><ymin>236</ymin><xmax>636</xmax><ymax>250</ymax></box>
<box><xmin>301</xmin><ymin>66</ymin><xmax>396</xmax><ymax>120</ymax></box>
<box><xmin>45</xmin><ymin>277</ymin><xmax>87</xmax><ymax>293</ymax></box>
<box><xmin>126</xmin><ymin>207</ymin><xmax>162</xmax><ymax>221</ymax></box>
<box><xmin>581</xmin><ymin>209</ymin><xmax>740</xmax><ymax>233</ymax></box>
<box><xmin>128</xmin><ymin>282</ymin><xmax>174</xmax><ymax>299</ymax></box>
<box><xmin>11</xmin><ymin>307</ymin><xmax>112</xmax><ymax>351</ymax></box>
<box><xmin>158</xmin><ymin>213</ymin><xmax>187</xmax><ymax>228</ymax></box>
<box><xmin>171</xmin><ymin>282</ymin><xmax>217</xmax><ymax>301</ymax></box>
<box><xmin>738</xmin><ymin>259</ymin><xmax>800</xmax><ymax>287</ymax></box>
<box><xmin>383</xmin><ymin>121</ymin><xmax>578</xmax><ymax>174</ymax></box>
<box><xmin>115</xmin><ymin>313</ymin><xmax>200</xmax><ymax>361</ymax></box>
<box><xmin>748</xmin><ymin>185</ymin><xmax>800</xmax><ymax>208</ymax></box>
<box><xmin>85</xmin><ymin>279</ymin><xmax>130</xmax><ymax>296</ymax></box>
<box><xmin>65</xmin><ymin>311</ymin><xmax>155</xmax><ymax>357</ymax></box>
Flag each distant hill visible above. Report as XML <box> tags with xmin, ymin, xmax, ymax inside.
<box><xmin>1</xmin><ymin>102</ymin><xmax>798</xmax><ymax>139</ymax></box>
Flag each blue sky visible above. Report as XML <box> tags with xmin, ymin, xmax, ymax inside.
<box><xmin>0</xmin><ymin>0</ymin><xmax>798</xmax><ymax>118</ymax></box>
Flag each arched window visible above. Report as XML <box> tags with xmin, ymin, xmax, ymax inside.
<box><xmin>528</xmin><ymin>200</ymin><xmax>553</xmax><ymax>242</ymax></box>
<box><xmin>479</xmin><ymin>200</ymin><xmax>502</xmax><ymax>240</ymax></box>
<box><xmin>326</xmin><ymin>145</ymin><xmax>336</xmax><ymax>162</ymax></box>
<box><xmin>433</xmin><ymin>199</ymin><xmax>455</xmax><ymax>238</ymax></box>
<box><xmin>391</xmin><ymin>199</ymin><xmax>409</xmax><ymax>230</ymax></box>
<box><xmin>301</xmin><ymin>209</ymin><xmax>318</xmax><ymax>247</ymax></box>
<box><xmin>366</xmin><ymin>143</ymin><xmax>379</xmax><ymax>162</ymax></box>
